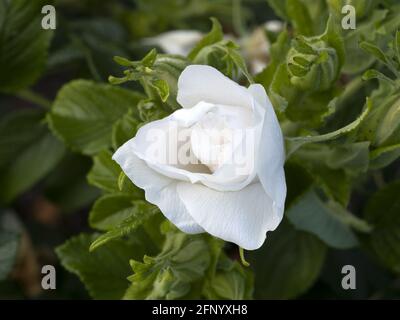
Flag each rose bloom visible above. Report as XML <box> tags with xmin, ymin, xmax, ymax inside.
<box><xmin>113</xmin><ymin>65</ymin><xmax>286</xmax><ymax>250</ymax></box>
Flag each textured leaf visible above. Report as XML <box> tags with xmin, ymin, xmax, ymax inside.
<box><xmin>48</xmin><ymin>80</ymin><xmax>143</xmax><ymax>155</ymax></box>
<box><xmin>89</xmin><ymin>194</ymin><xmax>148</xmax><ymax>231</ymax></box>
<box><xmin>89</xmin><ymin>200</ymin><xmax>159</xmax><ymax>251</ymax></box>
<box><xmin>203</xmin><ymin>254</ymin><xmax>253</xmax><ymax>300</ymax></box>
<box><xmin>56</xmin><ymin>233</ymin><xmax>147</xmax><ymax>300</ymax></box>
<box><xmin>0</xmin><ymin>0</ymin><xmax>52</xmax><ymax>93</ymax></box>
<box><xmin>111</xmin><ymin>112</ymin><xmax>140</xmax><ymax>149</ymax></box>
<box><xmin>87</xmin><ymin>150</ymin><xmax>140</xmax><ymax>194</ymax></box>
<box><xmin>124</xmin><ymin>231</ymin><xmax>212</xmax><ymax>300</ymax></box>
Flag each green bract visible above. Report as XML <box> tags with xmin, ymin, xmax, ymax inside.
<box><xmin>287</xmin><ymin>37</ymin><xmax>340</xmax><ymax>91</ymax></box>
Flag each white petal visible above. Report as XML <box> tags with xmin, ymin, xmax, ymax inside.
<box><xmin>177</xmin><ymin>182</ymin><xmax>280</xmax><ymax>250</ymax></box>
<box><xmin>113</xmin><ymin>139</ymin><xmax>204</xmax><ymax>233</ymax></box>
<box><xmin>248</xmin><ymin>84</ymin><xmax>286</xmax><ymax>220</ymax></box>
<box><xmin>177</xmin><ymin>65</ymin><xmax>253</xmax><ymax>109</ymax></box>
<box><xmin>142</xmin><ymin>30</ymin><xmax>202</xmax><ymax>56</ymax></box>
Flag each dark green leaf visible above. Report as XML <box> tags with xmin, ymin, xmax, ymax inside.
<box><xmin>56</xmin><ymin>233</ymin><xmax>145</xmax><ymax>299</ymax></box>
<box><xmin>0</xmin><ymin>0</ymin><xmax>52</xmax><ymax>93</ymax></box>
<box><xmin>249</xmin><ymin>221</ymin><xmax>326</xmax><ymax>299</ymax></box>
<box><xmin>0</xmin><ymin>110</ymin><xmax>65</xmax><ymax>203</ymax></box>
<box><xmin>364</xmin><ymin>181</ymin><xmax>400</xmax><ymax>273</ymax></box>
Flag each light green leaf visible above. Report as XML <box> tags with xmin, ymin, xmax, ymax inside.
<box><xmin>286</xmin><ymin>189</ymin><xmax>367</xmax><ymax>249</ymax></box>
<box><xmin>56</xmin><ymin>233</ymin><xmax>145</xmax><ymax>299</ymax></box>
<box><xmin>249</xmin><ymin>221</ymin><xmax>326</xmax><ymax>299</ymax></box>
<box><xmin>255</xmin><ymin>29</ymin><xmax>291</xmax><ymax>90</ymax></box>
<box><xmin>364</xmin><ymin>181</ymin><xmax>400</xmax><ymax>273</ymax></box>
<box><xmin>203</xmin><ymin>254</ymin><xmax>253</xmax><ymax>300</ymax></box>
<box><xmin>124</xmin><ymin>231</ymin><xmax>212</xmax><ymax>300</ymax></box>
<box><xmin>0</xmin><ymin>0</ymin><xmax>52</xmax><ymax>93</ymax></box>
<box><xmin>286</xmin><ymin>0</ymin><xmax>313</xmax><ymax>36</ymax></box>
<box><xmin>150</xmin><ymin>79</ymin><xmax>169</xmax><ymax>102</ymax></box>
<box><xmin>89</xmin><ymin>194</ymin><xmax>148</xmax><ymax>231</ymax></box>
<box><xmin>395</xmin><ymin>30</ymin><xmax>400</xmax><ymax>64</ymax></box>
<box><xmin>360</xmin><ymin>41</ymin><xmax>389</xmax><ymax>65</ymax></box>
<box><xmin>188</xmin><ymin>17</ymin><xmax>223</xmax><ymax>61</ymax></box>
<box><xmin>0</xmin><ymin>231</ymin><xmax>19</xmax><ymax>281</ymax></box>
<box><xmin>89</xmin><ymin>201</ymin><xmax>159</xmax><ymax>251</ymax></box>
<box><xmin>48</xmin><ymin>80</ymin><xmax>143</xmax><ymax>155</ymax></box>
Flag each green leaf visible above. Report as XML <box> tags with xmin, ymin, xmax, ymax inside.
<box><xmin>360</xmin><ymin>41</ymin><xmax>389</xmax><ymax>65</ymax></box>
<box><xmin>286</xmin><ymin>0</ymin><xmax>314</xmax><ymax>36</ymax></box>
<box><xmin>111</xmin><ymin>112</ymin><xmax>140</xmax><ymax>149</ymax></box>
<box><xmin>203</xmin><ymin>254</ymin><xmax>253</xmax><ymax>300</ymax></box>
<box><xmin>89</xmin><ymin>194</ymin><xmax>149</xmax><ymax>231</ymax></box>
<box><xmin>188</xmin><ymin>17</ymin><xmax>223</xmax><ymax>61</ymax></box>
<box><xmin>255</xmin><ymin>29</ymin><xmax>291</xmax><ymax>89</ymax></box>
<box><xmin>395</xmin><ymin>30</ymin><xmax>400</xmax><ymax>64</ymax></box>
<box><xmin>89</xmin><ymin>201</ymin><xmax>159</xmax><ymax>251</ymax></box>
<box><xmin>342</xmin><ymin>9</ymin><xmax>388</xmax><ymax>74</ymax></box>
<box><xmin>0</xmin><ymin>110</ymin><xmax>65</xmax><ymax>203</ymax></box>
<box><xmin>48</xmin><ymin>80</ymin><xmax>143</xmax><ymax>155</ymax></box>
<box><xmin>286</xmin><ymin>189</ymin><xmax>366</xmax><ymax>249</ymax></box>
<box><xmin>87</xmin><ymin>151</ymin><xmax>121</xmax><ymax>193</ymax></box>
<box><xmin>249</xmin><ymin>220</ymin><xmax>326</xmax><ymax>299</ymax></box>
<box><xmin>364</xmin><ymin>181</ymin><xmax>400</xmax><ymax>273</ymax></box>
<box><xmin>141</xmin><ymin>48</ymin><xmax>158</xmax><ymax>67</ymax></box>
<box><xmin>286</xmin><ymin>99</ymin><xmax>371</xmax><ymax>157</ymax></box>
<box><xmin>362</xmin><ymin>69</ymin><xmax>396</xmax><ymax>85</ymax></box>
<box><xmin>0</xmin><ymin>0</ymin><xmax>52</xmax><ymax>93</ymax></box>
<box><xmin>56</xmin><ymin>233</ymin><xmax>144</xmax><ymax>299</ymax></box>
<box><xmin>369</xmin><ymin>143</ymin><xmax>400</xmax><ymax>169</ymax></box>
<box><xmin>124</xmin><ymin>231</ymin><xmax>212</xmax><ymax>300</ymax></box>
<box><xmin>150</xmin><ymin>79</ymin><xmax>169</xmax><ymax>102</ymax></box>
<box><xmin>0</xmin><ymin>231</ymin><xmax>19</xmax><ymax>281</ymax></box>
<box><xmin>87</xmin><ymin>150</ymin><xmax>140</xmax><ymax>194</ymax></box>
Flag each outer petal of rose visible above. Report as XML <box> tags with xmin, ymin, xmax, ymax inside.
<box><xmin>248</xmin><ymin>84</ymin><xmax>286</xmax><ymax>222</ymax></box>
<box><xmin>177</xmin><ymin>182</ymin><xmax>279</xmax><ymax>250</ymax></box>
<box><xmin>177</xmin><ymin>65</ymin><xmax>253</xmax><ymax>109</ymax></box>
<box><xmin>113</xmin><ymin>139</ymin><xmax>204</xmax><ymax>234</ymax></box>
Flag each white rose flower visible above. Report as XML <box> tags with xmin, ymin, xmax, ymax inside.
<box><xmin>142</xmin><ymin>30</ymin><xmax>203</xmax><ymax>56</ymax></box>
<box><xmin>113</xmin><ymin>65</ymin><xmax>286</xmax><ymax>250</ymax></box>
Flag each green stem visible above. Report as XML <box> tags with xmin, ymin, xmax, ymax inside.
<box><xmin>239</xmin><ymin>247</ymin><xmax>250</xmax><ymax>267</ymax></box>
<box><xmin>16</xmin><ymin>89</ymin><xmax>52</xmax><ymax>109</ymax></box>
<box><xmin>232</xmin><ymin>0</ymin><xmax>246</xmax><ymax>37</ymax></box>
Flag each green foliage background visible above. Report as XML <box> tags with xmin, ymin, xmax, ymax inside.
<box><xmin>0</xmin><ymin>0</ymin><xmax>400</xmax><ymax>299</ymax></box>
